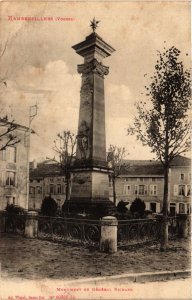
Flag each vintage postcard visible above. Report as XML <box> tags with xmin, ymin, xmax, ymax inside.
<box><xmin>0</xmin><ymin>1</ymin><xmax>191</xmax><ymax>299</ymax></box>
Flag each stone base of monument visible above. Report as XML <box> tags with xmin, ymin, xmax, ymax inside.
<box><xmin>65</xmin><ymin>168</ymin><xmax>117</xmax><ymax>218</ymax></box>
<box><xmin>62</xmin><ymin>199</ymin><xmax>117</xmax><ymax>219</ymax></box>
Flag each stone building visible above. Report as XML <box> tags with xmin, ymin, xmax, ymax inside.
<box><xmin>29</xmin><ymin>155</ymin><xmax>191</xmax><ymax>215</ymax></box>
<box><xmin>0</xmin><ymin>123</ymin><xmax>29</xmax><ymax>210</ymax></box>
<box><xmin>110</xmin><ymin>155</ymin><xmax>191</xmax><ymax>215</ymax></box>
<box><xmin>29</xmin><ymin>160</ymin><xmax>66</xmax><ymax>211</ymax></box>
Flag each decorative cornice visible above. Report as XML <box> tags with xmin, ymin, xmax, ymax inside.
<box><xmin>77</xmin><ymin>59</ymin><xmax>109</xmax><ymax>78</ymax></box>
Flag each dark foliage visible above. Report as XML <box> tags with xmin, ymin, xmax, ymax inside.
<box><xmin>116</xmin><ymin>201</ymin><xmax>128</xmax><ymax>214</ymax></box>
<box><xmin>130</xmin><ymin>198</ymin><xmax>146</xmax><ymax>218</ymax></box>
<box><xmin>91</xmin><ymin>203</ymin><xmax>109</xmax><ymax>219</ymax></box>
<box><xmin>6</xmin><ymin>204</ymin><xmax>25</xmax><ymax>215</ymax></box>
<box><xmin>41</xmin><ymin>196</ymin><xmax>58</xmax><ymax>217</ymax></box>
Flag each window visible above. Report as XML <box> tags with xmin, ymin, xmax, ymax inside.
<box><xmin>179</xmin><ymin>203</ymin><xmax>185</xmax><ymax>213</ymax></box>
<box><xmin>3</xmin><ymin>147</ymin><xmax>16</xmax><ymax>163</ymax></box>
<box><xmin>187</xmin><ymin>185</ymin><xmax>191</xmax><ymax>196</ymax></box>
<box><xmin>152</xmin><ymin>178</ymin><xmax>156</xmax><ymax>182</ymax></box>
<box><xmin>36</xmin><ymin>186</ymin><xmax>42</xmax><ymax>194</ymax></box>
<box><xmin>6</xmin><ymin>196</ymin><xmax>15</xmax><ymax>205</ymax></box>
<box><xmin>139</xmin><ymin>185</ymin><xmax>145</xmax><ymax>195</ymax></box>
<box><xmin>57</xmin><ymin>177</ymin><xmax>61</xmax><ymax>182</ymax></box>
<box><xmin>135</xmin><ymin>185</ymin><xmax>147</xmax><ymax>195</ymax></box>
<box><xmin>124</xmin><ymin>185</ymin><xmax>131</xmax><ymax>195</ymax></box>
<box><xmin>6</xmin><ymin>171</ymin><xmax>16</xmax><ymax>186</ymax></box>
<box><xmin>29</xmin><ymin>187</ymin><xmax>35</xmax><ymax>194</ymax></box>
<box><xmin>170</xmin><ymin>203</ymin><xmax>176</xmax><ymax>216</ymax></box>
<box><xmin>49</xmin><ymin>178</ymin><xmax>54</xmax><ymax>182</ymax></box>
<box><xmin>49</xmin><ymin>184</ymin><xmax>54</xmax><ymax>194</ymax></box>
<box><xmin>150</xmin><ymin>185</ymin><xmax>157</xmax><ymax>196</ymax></box>
<box><xmin>150</xmin><ymin>202</ymin><xmax>156</xmax><ymax>213</ymax></box>
<box><xmin>140</xmin><ymin>178</ymin><xmax>144</xmax><ymax>182</ymax></box>
<box><xmin>187</xmin><ymin>204</ymin><xmax>191</xmax><ymax>214</ymax></box>
<box><xmin>180</xmin><ymin>174</ymin><xmax>185</xmax><ymax>181</ymax></box>
<box><xmin>57</xmin><ymin>184</ymin><xmax>62</xmax><ymax>194</ymax></box>
<box><xmin>178</xmin><ymin>185</ymin><xmax>185</xmax><ymax>196</ymax></box>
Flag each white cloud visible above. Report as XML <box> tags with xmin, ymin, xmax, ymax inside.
<box><xmin>106</xmin><ymin>84</ymin><xmax>135</xmax><ymax>118</ymax></box>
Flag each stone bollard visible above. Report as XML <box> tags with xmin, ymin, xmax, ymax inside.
<box><xmin>0</xmin><ymin>211</ymin><xmax>6</xmax><ymax>233</ymax></box>
<box><xmin>177</xmin><ymin>214</ymin><xmax>189</xmax><ymax>238</ymax></box>
<box><xmin>100</xmin><ymin>216</ymin><xmax>118</xmax><ymax>253</ymax></box>
<box><xmin>24</xmin><ymin>211</ymin><xmax>38</xmax><ymax>238</ymax></box>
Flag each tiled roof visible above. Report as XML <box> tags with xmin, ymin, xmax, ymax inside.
<box><xmin>119</xmin><ymin>163</ymin><xmax>164</xmax><ymax>176</ymax></box>
<box><xmin>119</xmin><ymin>155</ymin><xmax>191</xmax><ymax>176</ymax></box>
<box><xmin>30</xmin><ymin>162</ymin><xmax>63</xmax><ymax>179</ymax></box>
<box><xmin>170</xmin><ymin>155</ymin><xmax>191</xmax><ymax>167</ymax></box>
<box><xmin>29</xmin><ymin>155</ymin><xmax>191</xmax><ymax>179</ymax></box>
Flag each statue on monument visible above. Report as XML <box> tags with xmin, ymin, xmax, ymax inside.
<box><xmin>77</xmin><ymin>120</ymin><xmax>89</xmax><ymax>160</ymax></box>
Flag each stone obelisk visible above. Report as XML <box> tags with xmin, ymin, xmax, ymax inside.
<box><xmin>64</xmin><ymin>19</ymin><xmax>115</xmax><ymax>215</ymax></box>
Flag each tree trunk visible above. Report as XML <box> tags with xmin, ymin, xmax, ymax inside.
<box><xmin>160</xmin><ymin>164</ymin><xmax>169</xmax><ymax>251</ymax></box>
<box><xmin>65</xmin><ymin>172</ymin><xmax>71</xmax><ymax>201</ymax></box>
<box><xmin>112</xmin><ymin>177</ymin><xmax>116</xmax><ymax>206</ymax></box>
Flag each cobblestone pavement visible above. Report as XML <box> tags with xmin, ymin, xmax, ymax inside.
<box><xmin>0</xmin><ymin>233</ymin><xmax>190</xmax><ymax>280</ymax></box>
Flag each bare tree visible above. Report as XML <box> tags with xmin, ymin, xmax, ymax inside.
<box><xmin>0</xmin><ymin>40</ymin><xmax>21</xmax><ymax>150</ymax></box>
<box><xmin>0</xmin><ymin>117</ymin><xmax>20</xmax><ymax>151</ymax></box>
<box><xmin>128</xmin><ymin>46</ymin><xmax>191</xmax><ymax>251</ymax></box>
<box><xmin>107</xmin><ymin>144</ymin><xmax>127</xmax><ymax>206</ymax></box>
<box><xmin>53</xmin><ymin>130</ymin><xmax>77</xmax><ymax>201</ymax></box>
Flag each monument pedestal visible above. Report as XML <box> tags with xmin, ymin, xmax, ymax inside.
<box><xmin>63</xmin><ymin>166</ymin><xmax>116</xmax><ymax>216</ymax></box>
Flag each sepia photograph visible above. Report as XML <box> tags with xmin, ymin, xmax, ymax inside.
<box><xmin>0</xmin><ymin>1</ymin><xmax>191</xmax><ymax>299</ymax></box>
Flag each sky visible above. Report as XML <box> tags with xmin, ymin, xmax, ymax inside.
<box><xmin>0</xmin><ymin>1</ymin><xmax>190</xmax><ymax>161</ymax></box>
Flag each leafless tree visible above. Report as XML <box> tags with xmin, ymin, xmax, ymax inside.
<box><xmin>0</xmin><ymin>117</ymin><xmax>20</xmax><ymax>151</ymax></box>
<box><xmin>53</xmin><ymin>130</ymin><xmax>77</xmax><ymax>201</ymax></box>
<box><xmin>107</xmin><ymin>144</ymin><xmax>127</xmax><ymax>206</ymax></box>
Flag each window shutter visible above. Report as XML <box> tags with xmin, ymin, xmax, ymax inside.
<box><xmin>145</xmin><ymin>185</ymin><xmax>148</xmax><ymax>195</ymax></box>
<box><xmin>154</xmin><ymin>185</ymin><xmax>157</xmax><ymax>196</ymax></box>
<box><xmin>149</xmin><ymin>185</ymin><xmax>153</xmax><ymax>195</ymax></box>
<box><xmin>135</xmin><ymin>185</ymin><xmax>138</xmax><ymax>195</ymax></box>
<box><xmin>156</xmin><ymin>203</ymin><xmax>160</xmax><ymax>213</ymax></box>
<box><xmin>173</xmin><ymin>185</ymin><xmax>178</xmax><ymax>196</ymax></box>
<box><xmin>185</xmin><ymin>185</ymin><xmax>188</xmax><ymax>197</ymax></box>
<box><xmin>1</xmin><ymin>172</ymin><xmax>5</xmax><ymax>186</ymax></box>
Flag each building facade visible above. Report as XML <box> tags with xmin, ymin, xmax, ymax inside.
<box><xmin>110</xmin><ymin>156</ymin><xmax>191</xmax><ymax>215</ymax></box>
<box><xmin>29</xmin><ymin>155</ymin><xmax>191</xmax><ymax>214</ymax></box>
<box><xmin>0</xmin><ymin>124</ymin><xmax>29</xmax><ymax>210</ymax></box>
<box><xmin>29</xmin><ymin>160</ymin><xmax>66</xmax><ymax>211</ymax></box>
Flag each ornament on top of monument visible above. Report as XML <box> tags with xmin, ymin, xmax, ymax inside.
<box><xmin>90</xmin><ymin>17</ymin><xmax>100</xmax><ymax>32</ymax></box>
<box><xmin>78</xmin><ymin>59</ymin><xmax>109</xmax><ymax>78</ymax></box>
<box><xmin>77</xmin><ymin>120</ymin><xmax>90</xmax><ymax>160</ymax></box>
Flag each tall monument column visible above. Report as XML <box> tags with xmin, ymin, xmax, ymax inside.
<box><xmin>64</xmin><ymin>19</ymin><xmax>116</xmax><ymax>215</ymax></box>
